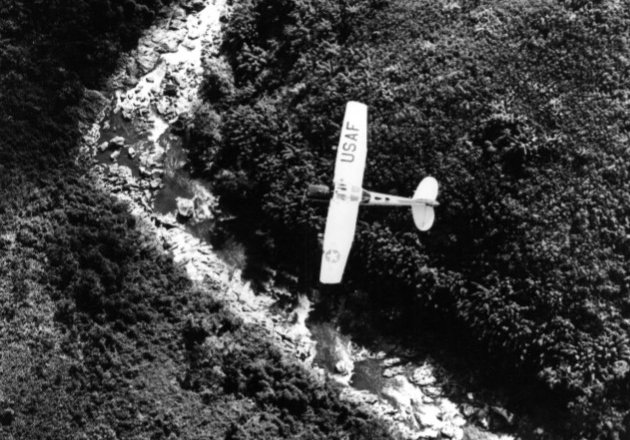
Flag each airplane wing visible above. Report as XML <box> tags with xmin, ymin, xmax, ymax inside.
<box><xmin>320</xmin><ymin>101</ymin><xmax>367</xmax><ymax>284</ymax></box>
<box><xmin>320</xmin><ymin>198</ymin><xmax>360</xmax><ymax>283</ymax></box>
<box><xmin>333</xmin><ymin>101</ymin><xmax>368</xmax><ymax>188</ymax></box>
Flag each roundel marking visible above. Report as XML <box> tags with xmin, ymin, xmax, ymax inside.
<box><xmin>324</xmin><ymin>249</ymin><xmax>341</xmax><ymax>263</ymax></box>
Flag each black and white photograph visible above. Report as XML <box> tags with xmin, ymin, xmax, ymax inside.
<box><xmin>1</xmin><ymin>0</ymin><xmax>629</xmax><ymax>439</ymax></box>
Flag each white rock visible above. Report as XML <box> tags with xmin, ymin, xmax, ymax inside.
<box><xmin>424</xmin><ymin>385</ymin><xmax>443</xmax><ymax>397</ymax></box>
<box><xmin>109</xmin><ymin>136</ymin><xmax>125</xmax><ymax>149</ymax></box>
<box><xmin>452</xmin><ymin>415</ymin><xmax>466</xmax><ymax>427</ymax></box>
<box><xmin>439</xmin><ymin>400</ymin><xmax>460</xmax><ymax>417</ymax></box>
<box><xmin>334</xmin><ymin>359</ymin><xmax>352</xmax><ymax>376</ymax></box>
<box><xmin>128</xmin><ymin>147</ymin><xmax>136</xmax><ymax>158</ymax></box>
<box><xmin>182</xmin><ymin>40</ymin><xmax>196</xmax><ymax>50</ymax></box>
<box><xmin>415</xmin><ymin>404</ymin><xmax>441</xmax><ymax>427</ymax></box>
<box><xmin>417</xmin><ymin>427</ymin><xmax>440</xmax><ymax>438</ymax></box>
<box><xmin>110</xmin><ymin>150</ymin><xmax>120</xmax><ymax>161</ymax></box>
<box><xmin>382</xmin><ymin>376</ymin><xmax>425</xmax><ymax>410</ymax></box>
<box><xmin>193</xmin><ymin>202</ymin><xmax>214</xmax><ymax>221</ymax></box>
<box><xmin>382</xmin><ymin>357</ymin><xmax>401</xmax><ymax>367</ymax></box>
<box><xmin>441</xmin><ymin>425</ymin><xmax>464</xmax><ymax>439</ymax></box>
<box><xmin>176</xmin><ymin>197</ymin><xmax>195</xmax><ymax>218</ymax></box>
<box><xmin>188</xmin><ymin>29</ymin><xmax>201</xmax><ymax>40</ymax></box>
<box><xmin>383</xmin><ymin>366</ymin><xmax>406</xmax><ymax>378</ymax></box>
<box><xmin>410</xmin><ymin>364</ymin><xmax>437</xmax><ymax>386</ymax></box>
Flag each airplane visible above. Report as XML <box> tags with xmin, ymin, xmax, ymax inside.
<box><xmin>307</xmin><ymin>101</ymin><xmax>439</xmax><ymax>284</ymax></box>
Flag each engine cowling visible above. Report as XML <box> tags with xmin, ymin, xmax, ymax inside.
<box><xmin>306</xmin><ymin>184</ymin><xmax>331</xmax><ymax>202</ymax></box>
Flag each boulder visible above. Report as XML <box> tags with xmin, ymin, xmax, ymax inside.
<box><xmin>382</xmin><ymin>357</ymin><xmax>401</xmax><ymax>367</ymax></box>
<box><xmin>122</xmin><ymin>76</ymin><xmax>139</xmax><ymax>87</ymax></box>
<box><xmin>109</xmin><ymin>136</ymin><xmax>125</xmax><ymax>149</ymax></box>
<box><xmin>383</xmin><ymin>365</ymin><xmax>406</xmax><ymax>378</ymax></box>
<box><xmin>137</xmin><ymin>50</ymin><xmax>160</xmax><ymax>75</ymax></box>
<box><xmin>110</xmin><ymin>150</ymin><xmax>120</xmax><ymax>161</ymax></box>
<box><xmin>441</xmin><ymin>425</ymin><xmax>464</xmax><ymax>439</ymax></box>
<box><xmin>414</xmin><ymin>404</ymin><xmax>440</xmax><ymax>427</ymax></box>
<box><xmin>460</xmin><ymin>403</ymin><xmax>476</xmax><ymax>417</ymax></box>
<box><xmin>128</xmin><ymin>147</ymin><xmax>136</xmax><ymax>158</ymax></box>
<box><xmin>417</xmin><ymin>427</ymin><xmax>440</xmax><ymax>438</ymax></box>
<box><xmin>334</xmin><ymin>359</ymin><xmax>352</xmax><ymax>376</ymax></box>
<box><xmin>192</xmin><ymin>196</ymin><xmax>214</xmax><ymax>221</ymax></box>
<box><xmin>160</xmin><ymin>38</ymin><xmax>180</xmax><ymax>53</ymax></box>
<box><xmin>177</xmin><ymin>197</ymin><xmax>195</xmax><ymax>218</ymax></box>
<box><xmin>187</xmin><ymin>28</ymin><xmax>201</xmax><ymax>40</ymax></box>
<box><xmin>182</xmin><ymin>40</ymin><xmax>196</xmax><ymax>51</ymax></box>
<box><xmin>410</xmin><ymin>364</ymin><xmax>437</xmax><ymax>386</ymax></box>
<box><xmin>169</xmin><ymin>8</ymin><xmax>187</xmax><ymax>29</ymax></box>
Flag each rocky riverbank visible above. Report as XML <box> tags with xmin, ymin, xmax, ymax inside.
<box><xmin>76</xmin><ymin>1</ymin><xmax>518</xmax><ymax>439</ymax></box>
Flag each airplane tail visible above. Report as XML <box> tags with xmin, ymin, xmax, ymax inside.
<box><xmin>411</xmin><ymin>177</ymin><xmax>438</xmax><ymax>231</ymax></box>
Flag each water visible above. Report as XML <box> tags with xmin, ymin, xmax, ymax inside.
<box><xmin>153</xmin><ymin>135</ymin><xmax>194</xmax><ymax>214</ymax></box>
<box><xmin>351</xmin><ymin>358</ymin><xmax>386</xmax><ymax>396</ymax></box>
<box><xmin>94</xmin><ymin>0</ymin><xmax>221</xmax><ymax>243</ymax></box>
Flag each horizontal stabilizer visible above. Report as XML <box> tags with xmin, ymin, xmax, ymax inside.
<box><xmin>412</xmin><ymin>205</ymin><xmax>435</xmax><ymax>231</ymax></box>
<box><xmin>413</xmin><ymin>176</ymin><xmax>438</xmax><ymax>201</ymax></box>
<box><xmin>412</xmin><ymin>176</ymin><xmax>438</xmax><ymax>231</ymax></box>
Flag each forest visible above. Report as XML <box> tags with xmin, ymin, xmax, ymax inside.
<box><xmin>186</xmin><ymin>0</ymin><xmax>630</xmax><ymax>438</ymax></box>
<box><xmin>0</xmin><ymin>1</ymin><xmax>390</xmax><ymax>439</ymax></box>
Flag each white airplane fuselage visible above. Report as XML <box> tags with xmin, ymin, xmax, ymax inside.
<box><xmin>332</xmin><ymin>183</ymin><xmax>439</xmax><ymax>207</ymax></box>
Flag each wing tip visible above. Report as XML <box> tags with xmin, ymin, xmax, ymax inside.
<box><xmin>319</xmin><ymin>269</ymin><xmax>342</xmax><ymax>284</ymax></box>
<box><xmin>346</xmin><ymin>100</ymin><xmax>367</xmax><ymax>111</ymax></box>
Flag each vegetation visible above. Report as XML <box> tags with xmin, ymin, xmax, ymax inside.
<box><xmin>0</xmin><ymin>1</ymin><xmax>390</xmax><ymax>439</ymax></box>
<box><xmin>189</xmin><ymin>0</ymin><xmax>630</xmax><ymax>437</ymax></box>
